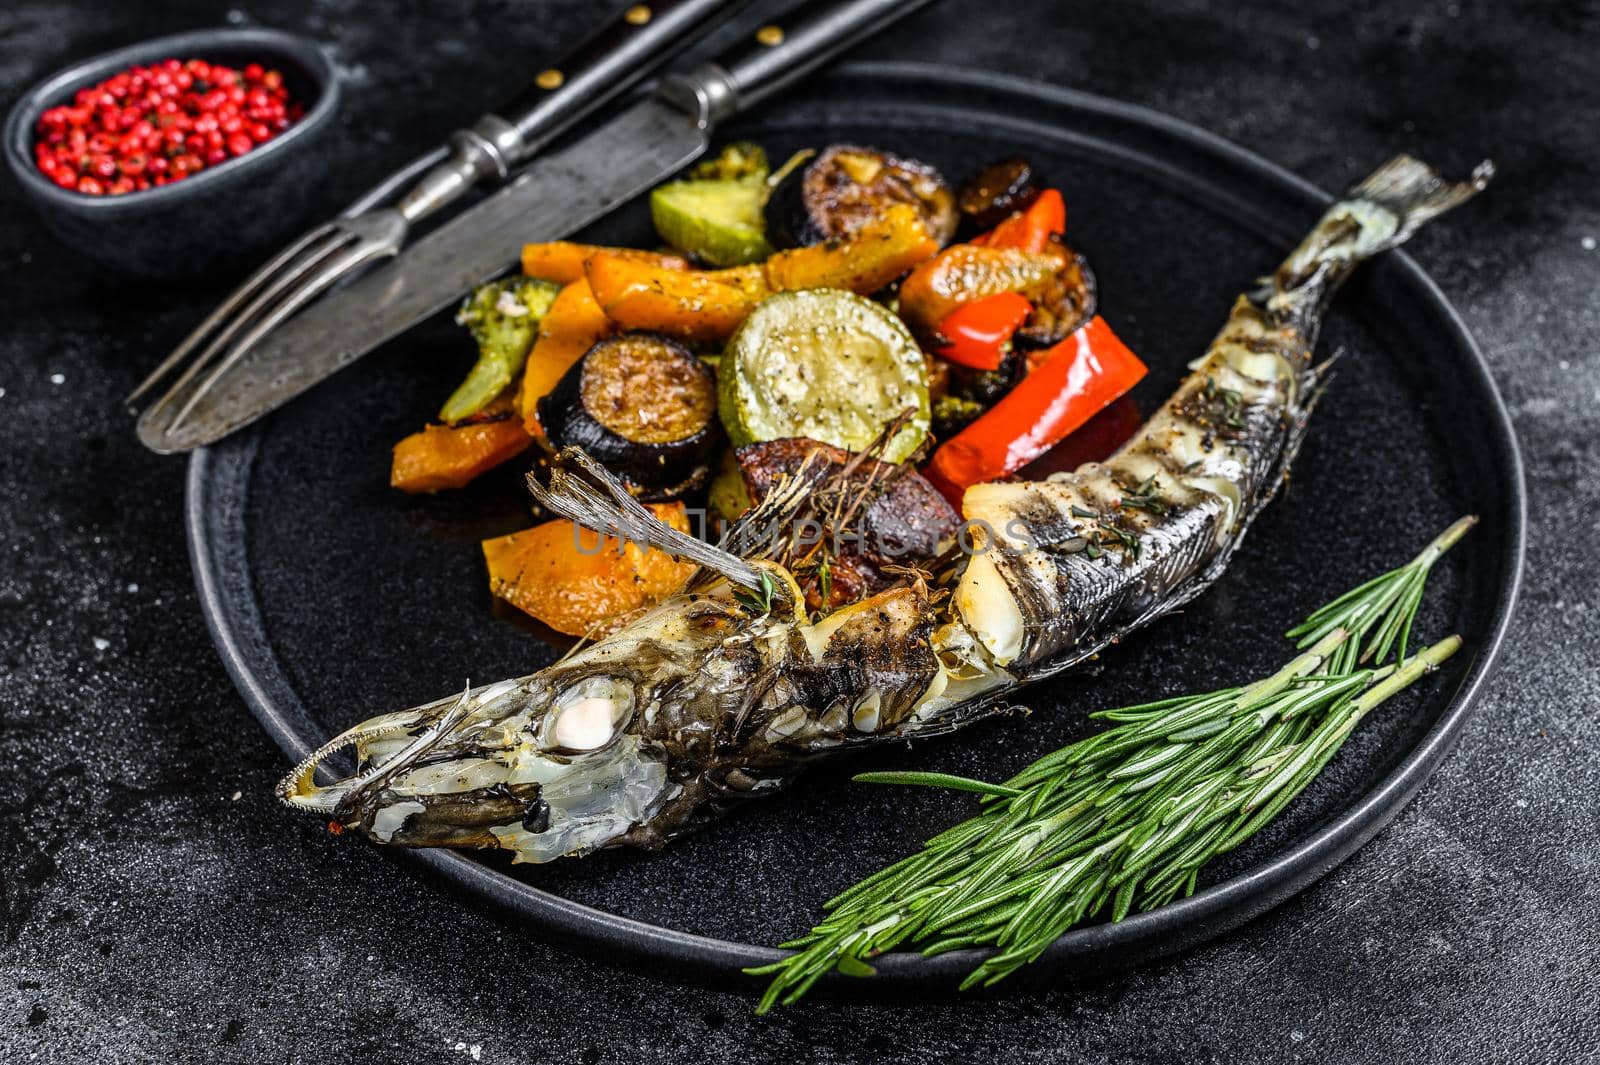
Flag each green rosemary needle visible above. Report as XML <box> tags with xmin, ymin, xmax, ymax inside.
<box><xmin>748</xmin><ymin>519</ymin><xmax>1473</xmax><ymax>1011</ymax></box>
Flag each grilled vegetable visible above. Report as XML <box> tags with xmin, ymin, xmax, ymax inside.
<box><xmin>931</xmin><ymin>393</ymin><xmax>987</xmax><ymax>437</ymax></box>
<box><xmin>765</xmin><ymin>144</ymin><xmax>957</xmax><ymax>249</ymax></box>
<box><xmin>651</xmin><ymin>142</ymin><xmax>774</xmax><ymax>267</ymax></box>
<box><xmin>521</xmin><ymin>242</ymin><xmax>686</xmax><ymax>284</ymax></box>
<box><xmin>442</xmin><ymin>277</ymin><xmax>560</xmax><ymax>423</ymax></box>
<box><xmin>689</xmin><ymin>140</ymin><xmax>769</xmax><ymax>182</ymax></box>
<box><xmin>586</xmin><ymin>255</ymin><xmax>767</xmax><ymax>343</ymax></box>
<box><xmin>761</xmin><ymin>203</ymin><xmax>939</xmax><ymax>293</ymax></box>
<box><xmin>719</xmin><ymin>289</ymin><xmax>929</xmax><ymax>463</ymax></box>
<box><xmin>1015</xmin><ymin>248</ymin><xmax>1097</xmax><ymax>349</ymax></box>
<box><xmin>934</xmin><ymin>291</ymin><xmax>1032</xmax><ymax>371</ymax></box>
<box><xmin>390</xmin><ymin>400</ymin><xmax>534</xmax><ymax>494</ymax></box>
<box><xmin>965</xmin><ymin>187</ymin><xmax>1097</xmax><ymax>347</ymax></box>
<box><xmin>518</xmin><ymin>278</ymin><xmax>614</xmax><ymax>432</ymax></box>
<box><xmin>538</xmin><ymin>332</ymin><xmax>721</xmax><ymax>495</ymax></box>
<box><xmin>957</xmin><ymin>156</ymin><xmax>1045</xmax><ymax>234</ymax></box>
<box><xmin>899</xmin><ymin>234</ymin><xmax>1097</xmax><ymax>353</ymax></box>
<box><xmin>973</xmin><ymin>186</ymin><xmax>1065</xmax><ymax>253</ymax></box>
<box><xmin>652</xmin><ymin>180</ymin><xmax>773</xmax><ymax>267</ymax></box>
<box><xmin>897</xmin><ymin>243</ymin><xmax>1064</xmax><ymax>342</ymax></box>
<box><xmin>586</xmin><ymin>205</ymin><xmax>937</xmax><ymax>344</ymax></box>
<box><xmin>738</xmin><ymin>438</ymin><xmax>959</xmax><ymax>610</ymax></box>
<box><xmin>926</xmin><ymin>315</ymin><xmax>1147</xmax><ymax>500</ymax></box>
<box><xmin>482</xmin><ymin>502</ymin><xmax>697</xmax><ymax>636</ymax></box>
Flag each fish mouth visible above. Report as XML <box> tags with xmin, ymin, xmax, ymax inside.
<box><xmin>275</xmin><ymin>674</ymin><xmax>674</xmax><ymax>861</ymax></box>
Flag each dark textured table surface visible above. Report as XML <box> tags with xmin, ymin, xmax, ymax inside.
<box><xmin>2</xmin><ymin>2</ymin><xmax>1595</xmax><ymax>1062</ymax></box>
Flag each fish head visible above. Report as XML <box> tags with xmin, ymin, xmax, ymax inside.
<box><xmin>276</xmin><ymin>592</ymin><xmax>766</xmax><ymax>862</ymax></box>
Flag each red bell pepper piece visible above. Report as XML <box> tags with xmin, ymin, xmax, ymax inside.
<box><xmin>971</xmin><ymin>188</ymin><xmax>1066</xmax><ymax>253</ymax></box>
<box><xmin>927</xmin><ymin>315</ymin><xmax>1147</xmax><ymax>502</ymax></box>
<box><xmin>935</xmin><ymin>291</ymin><xmax>1033</xmax><ymax>371</ymax></box>
<box><xmin>1015</xmin><ymin>395</ymin><xmax>1144</xmax><ymax>481</ymax></box>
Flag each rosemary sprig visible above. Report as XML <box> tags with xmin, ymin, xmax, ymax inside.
<box><xmin>748</xmin><ymin>519</ymin><xmax>1473</xmax><ymax>1011</ymax></box>
<box><xmin>1286</xmin><ymin>514</ymin><xmax>1476</xmax><ymax>671</ymax></box>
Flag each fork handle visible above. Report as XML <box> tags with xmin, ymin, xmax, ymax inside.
<box><xmin>396</xmin><ymin>0</ymin><xmax>743</xmax><ymax>222</ymax></box>
<box><xmin>659</xmin><ymin>0</ymin><xmax>941</xmax><ymax>130</ymax></box>
<box><xmin>714</xmin><ymin>0</ymin><xmax>940</xmax><ymax>114</ymax></box>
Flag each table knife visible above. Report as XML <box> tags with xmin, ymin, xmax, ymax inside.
<box><xmin>137</xmin><ymin>0</ymin><xmax>939</xmax><ymax>453</ymax></box>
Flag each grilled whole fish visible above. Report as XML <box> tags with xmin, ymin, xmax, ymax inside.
<box><xmin>278</xmin><ymin>156</ymin><xmax>1489</xmax><ymax>862</ymax></box>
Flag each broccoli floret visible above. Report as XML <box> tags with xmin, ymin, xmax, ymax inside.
<box><xmin>690</xmin><ymin>142</ymin><xmax>770</xmax><ymax>183</ymax></box>
<box><xmin>441</xmin><ymin>276</ymin><xmax>560</xmax><ymax>423</ymax></box>
<box><xmin>932</xmin><ymin>394</ymin><xmax>987</xmax><ymax>437</ymax></box>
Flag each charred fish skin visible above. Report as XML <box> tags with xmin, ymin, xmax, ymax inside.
<box><xmin>617</xmin><ymin>583</ymin><xmax>943</xmax><ymax>849</ymax></box>
<box><xmin>277</xmin><ymin>155</ymin><xmax>1489</xmax><ymax>863</ymax></box>
<box><xmin>954</xmin><ymin>295</ymin><xmax>1309</xmax><ymax>676</ymax></box>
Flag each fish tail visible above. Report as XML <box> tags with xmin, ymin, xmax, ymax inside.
<box><xmin>1262</xmin><ymin>154</ymin><xmax>1494</xmax><ymax>335</ymax></box>
<box><xmin>1349</xmin><ymin>154</ymin><xmax>1495</xmax><ymax>242</ymax></box>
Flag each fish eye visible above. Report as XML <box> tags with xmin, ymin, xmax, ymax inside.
<box><xmin>539</xmin><ymin>676</ymin><xmax>635</xmax><ymax>753</ymax></box>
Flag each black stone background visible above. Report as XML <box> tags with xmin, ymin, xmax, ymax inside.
<box><xmin>1</xmin><ymin>1</ymin><xmax>1595</xmax><ymax>1061</ymax></box>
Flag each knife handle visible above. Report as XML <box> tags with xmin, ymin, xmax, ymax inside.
<box><xmin>396</xmin><ymin>0</ymin><xmax>742</xmax><ymax>222</ymax></box>
<box><xmin>706</xmin><ymin>0</ymin><xmax>941</xmax><ymax>117</ymax></box>
<box><xmin>493</xmin><ymin>0</ymin><xmax>744</xmax><ymax>158</ymax></box>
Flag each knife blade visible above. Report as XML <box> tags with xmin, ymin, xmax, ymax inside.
<box><xmin>138</xmin><ymin>95</ymin><xmax>708</xmax><ymax>453</ymax></box>
<box><xmin>139</xmin><ymin>0</ymin><xmax>943</xmax><ymax>453</ymax></box>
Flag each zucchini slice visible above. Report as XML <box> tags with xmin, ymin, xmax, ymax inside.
<box><xmin>718</xmin><ymin>289</ymin><xmax>930</xmax><ymax>463</ymax></box>
<box><xmin>539</xmin><ymin>332</ymin><xmax>722</xmax><ymax>496</ymax></box>
<box><xmin>651</xmin><ymin>178</ymin><xmax>774</xmax><ymax>267</ymax></box>
<box><xmin>650</xmin><ymin>143</ymin><xmax>774</xmax><ymax>267</ymax></box>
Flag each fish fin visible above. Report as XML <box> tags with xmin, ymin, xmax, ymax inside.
<box><xmin>718</xmin><ymin>415</ymin><xmax>916</xmax><ymax>569</ymax></box>
<box><xmin>1350</xmin><ymin>155</ymin><xmax>1495</xmax><ymax>244</ymax></box>
<box><xmin>717</xmin><ymin>449</ymin><xmax>834</xmax><ymax>562</ymax></box>
<box><xmin>527</xmin><ymin>448</ymin><xmax>770</xmax><ymax>595</ymax></box>
<box><xmin>1265</xmin><ymin>155</ymin><xmax>1492</xmax><ymax>332</ymax></box>
<box><xmin>900</xmin><ymin>701</ymin><xmax>1030</xmax><ymax>739</ymax></box>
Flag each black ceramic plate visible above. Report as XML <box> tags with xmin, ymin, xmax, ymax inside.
<box><xmin>187</xmin><ymin>64</ymin><xmax>1523</xmax><ymax>989</ymax></box>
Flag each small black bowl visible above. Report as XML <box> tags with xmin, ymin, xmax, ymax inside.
<box><xmin>4</xmin><ymin>28</ymin><xmax>341</xmax><ymax>280</ymax></box>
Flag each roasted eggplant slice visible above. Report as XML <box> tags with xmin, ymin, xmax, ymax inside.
<box><xmin>765</xmin><ymin>145</ymin><xmax>957</xmax><ymax>249</ymax></box>
<box><xmin>1016</xmin><ymin>248</ymin><xmax>1098</xmax><ymax>349</ymax></box>
<box><xmin>736</xmin><ymin>438</ymin><xmax>960</xmax><ymax>610</ymax></box>
<box><xmin>956</xmin><ymin>156</ymin><xmax>1045</xmax><ymax>235</ymax></box>
<box><xmin>538</xmin><ymin>332</ymin><xmax>722</xmax><ymax>496</ymax></box>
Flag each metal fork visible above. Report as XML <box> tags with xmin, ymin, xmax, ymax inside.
<box><xmin>128</xmin><ymin>0</ymin><xmax>744</xmax><ymax>439</ymax></box>
<box><xmin>127</xmin><ymin>205</ymin><xmax>412</xmax><ymax>429</ymax></box>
